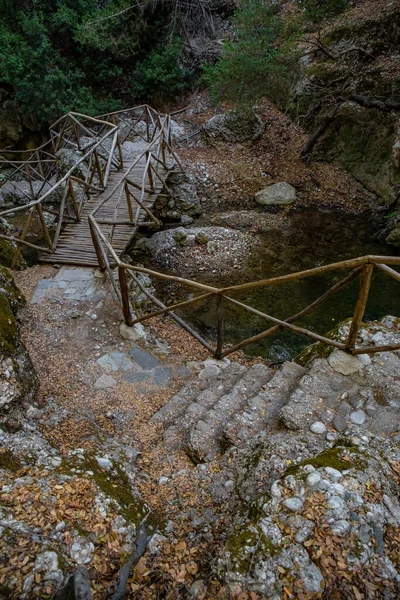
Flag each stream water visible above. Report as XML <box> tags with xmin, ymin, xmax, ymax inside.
<box><xmin>172</xmin><ymin>210</ymin><xmax>400</xmax><ymax>361</ymax></box>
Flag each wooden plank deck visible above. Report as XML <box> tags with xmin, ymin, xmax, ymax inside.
<box><xmin>41</xmin><ymin>157</ymin><xmax>167</xmax><ymax>267</ymax></box>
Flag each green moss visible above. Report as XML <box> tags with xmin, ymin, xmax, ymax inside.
<box><xmin>284</xmin><ymin>444</ymin><xmax>361</xmax><ymax>478</ymax></box>
<box><xmin>0</xmin><ymin>294</ymin><xmax>18</xmax><ymax>356</ymax></box>
<box><xmin>62</xmin><ymin>454</ymin><xmax>157</xmax><ymax>532</ymax></box>
<box><xmin>0</xmin><ymin>583</ymin><xmax>12</xmax><ymax>599</ymax></box>
<box><xmin>0</xmin><ymin>265</ymin><xmax>25</xmax><ymax>311</ymax></box>
<box><xmin>225</xmin><ymin>525</ymin><xmax>279</xmax><ymax>574</ymax></box>
<box><xmin>0</xmin><ymin>450</ymin><xmax>21</xmax><ymax>473</ymax></box>
<box><xmin>295</xmin><ymin>318</ymin><xmax>353</xmax><ymax>368</ymax></box>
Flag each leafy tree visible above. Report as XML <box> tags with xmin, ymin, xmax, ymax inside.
<box><xmin>0</xmin><ymin>0</ymin><xmax>186</xmax><ymax>127</ymax></box>
<box><xmin>131</xmin><ymin>39</ymin><xmax>191</xmax><ymax>103</ymax></box>
<box><xmin>203</xmin><ymin>0</ymin><xmax>299</xmax><ymax>108</ymax></box>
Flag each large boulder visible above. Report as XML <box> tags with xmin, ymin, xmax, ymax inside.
<box><xmin>154</xmin><ymin>171</ymin><xmax>202</xmax><ymax>221</ymax></box>
<box><xmin>255</xmin><ymin>182</ymin><xmax>296</xmax><ymax>206</ymax></box>
<box><xmin>0</xmin><ymin>178</ymin><xmax>61</xmax><ymax>206</ymax></box>
<box><xmin>56</xmin><ymin>148</ymin><xmax>89</xmax><ymax>181</ymax></box>
<box><xmin>202</xmin><ymin>109</ymin><xmax>264</xmax><ymax>144</ymax></box>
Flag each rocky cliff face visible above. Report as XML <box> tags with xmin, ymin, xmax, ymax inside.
<box><xmin>295</xmin><ymin>0</ymin><xmax>400</xmax><ymax>207</ymax></box>
<box><xmin>0</xmin><ymin>265</ymin><xmax>38</xmax><ymax>430</ymax></box>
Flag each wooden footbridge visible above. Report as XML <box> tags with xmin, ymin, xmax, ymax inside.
<box><xmin>1</xmin><ymin>107</ymin><xmax>400</xmax><ymax>361</ymax></box>
<box><xmin>0</xmin><ymin>106</ymin><xmax>181</xmax><ymax>267</ymax></box>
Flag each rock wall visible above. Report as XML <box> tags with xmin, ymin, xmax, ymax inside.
<box><xmin>0</xmin><ymin>86</ymin><xmax>41</xmax><ymax>150</ymax></box>
<box><xmin>295</xmin><ymin>2</ymin><xmax>400</xmax><ymax>206</ymax></box>
<box><xmin>0</xmin><ymin>265</ymin><xmax>38</xmax><ymax>429</ymax></box>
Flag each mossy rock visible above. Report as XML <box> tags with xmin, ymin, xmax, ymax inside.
<box><xmin>386</xmin><ymin>225</ymin><xmax>400</xmax><ymax>249</ymax></box>
<box><xmin>0</xmin><ymin>449</ymin><xmax>22</xmax><ymax>473</ymax></box>
<box><xmin>295</xmin><ymin>318</ymin><xmax>352</xmax><ymax>368</ymax></box>
<box><xmin>0</xmin><ymin>265</ymin><xmax>25</xmax><ymax>313</ymax></box>
<box><xmin>0</xmin><ymin>293</ymin><xmax>18</xmax><ymax>356</ymax></box>
<box><xmin>314</xmin><ymin>104</ymin><xmax>400</xmax><ymax>204</ymax></box>
<box><xmin>62</xmin><ymin>453</ymin><xmax>158</xmax><ymax>533</ymax></box>
<box><xmin>0</xmin><ymin>238</ymin><xmax>26</xmax><ymax>270</ymax></box>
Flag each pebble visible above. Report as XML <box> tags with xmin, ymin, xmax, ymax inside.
<box><xmin>310</xmin><ymin>422</ymin><xmax>326</xmax><ymax>435</ymax></box>
<box><xmin>283</xmin><ymin>497</ymin><xmax>304</xmax><ymax>512</ymax></box>
<box><xmin>326</xmin><ymin>432</ymin><xmax>337</xmax><ymax>442</ymax></box>
<box><xmin>224</xmin><ymin>480</ymin><xmax>234</xmax><ymax>492</ymax></box>
<box><xmin>331</xmin><ymin>519</ymin><xmax>350</xmax><ymax>535</ymax></box>
<box><xmin>96</xmin><ymin>456</ymin><xmax>113</xmax><ymax>470</ymax></box>
<box><xmin>306</xmin><ymin>472</ymin><xmax>321</xmax><ymax>487</ymax></box>
<box><xmin>332</xmin><ymin>483</ymin><xmax>345</xmax><ymax>496</ymax></box>
<box><xmin>91</xmin><ymin>313</ymin><xmax>97</xmax><ymax>320</ymax></box>
<box><xmin>271</xmin><ymin>481</ymin><xmax>282</xmax><ymax>498</ymax></box>
<box><xmin>158</xmin><ymin>476</ymin><xmax>169</xmax><ymax>486</ymax></box>
<box><xmin>350</xmin><ymin>410</ymin><xmax>366</xmax><ymax>425</ymax></box>
<box><xmin>333</xmin><ymin>414</ymin><xmax>347</xmax><ymax>433</ymax></box>
<box><xmin>325</xmin><ymin>467</ymin><xmax>342</xmax><ymax>479</ymax></box>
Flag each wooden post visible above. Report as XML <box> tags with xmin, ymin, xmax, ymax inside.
<box><xmin>346</xmin><ymin>263</ymin><xmax>374</xmax><ymax>352</ymax></box>
<box><xmin>89</xmin><ymin>219</ymin><xmax>106</xmax><ymax>272</ymax></box>
<box><xmin>118</xmin><ymin>266</ymin><xmax>133</xmax><ymax>326</ymax></box>
<box><xmin>36</xmin><ymin>150</ymin><xmax>45</xmax><ymax>179</ymax></box>
<box><xmin>25</xmin><ymin>164</ymin><xmax>35</xmax><ymax>199</ymax></box>
<box><xmin>147</xmin><ymin>160</ymin><xmax>154</xmax><ymax>192</ymax></box>
<box><xmin>94</xmin><ymin>150</ymin><xmax>104</xmax><ymax>188</ymax></box>
<box><xmin>125</xmin><ymin>182</ymin><xmax>134</xmax><ymax>222</ymax></box>
<box><xmin>69</xmin><ymin>179</ymin><xmax>81</xmax><ymax>221</ymax></box>
<box><xmin>37</xmin><ymin>204</ymin><xmax>55</xmax><ymax>252</ymax></box>
<box><xmin>215</xmin><ymin>294</ymin><xmax>224</xmax><ymax>359</ymax></box>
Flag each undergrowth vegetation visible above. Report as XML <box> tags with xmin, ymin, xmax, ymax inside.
<box><xmin>204</xmin><ymin>0</ymin><xmax>352</xmax><ymax>107</ymax></box>
<box><xmin>0</xmin><ymin>0</ymin><xmax>191</xmax><ymax>126</ymax></box>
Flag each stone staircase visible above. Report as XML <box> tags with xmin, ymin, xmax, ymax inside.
<box><xmin>150</xmin><ymin>323</ymin><xmax>400</xmax><ymax>464</ymax></box>
<box><xmin>150</xmin><ymin>360</ymin><xmax>306</xmax><ymax>463</ymax></box>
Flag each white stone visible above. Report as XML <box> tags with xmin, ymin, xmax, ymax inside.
<box><xmin>331</xmin><ymin>519</ymin><xmax>350</xmax><ymax>535</ymax></box>
<box><xmin>119</xmin><ymin>321</ymin><xmax>146</xmax><ymax>342</ymax></box>
<box><xmin>328</xmin><ymin>350</ymin><xmax>364</xmax><ymax>375</ymax></box>
<box><xmin>69</xmin><ymin>538</ymin><xmax>94</xmax><ymax>565</ymax></box>
<box><xmin>283</xmin><ymin>497</ymin><xmax>304</xmax><ymax>511</ymax></box>
<box><xmin>198</xmin><ymin>364</ymin><xmax>221</xmax><ymax>380</ymax></box>
<box><xmin>255</xmin><ymin>182</ymin><xmax>296</xmax><ymax>206</ymax></box>
<box><xmin>357</xmin><ymin>354</ymin><xmax>372</xmax><ymax>366</ymax></box>
<box><xmin>306</xmin><ymin>472</ymin><xmax>321</xmax><ymax>487</ymax></box>
<box><xmin>96</xmin><ymin>456</ymin><xmax>113</xmax><ymax>470</ymax></box>
<box><xmin>204</xmin><ymin>357</ymin><xmax>230</xmax><ymax>370</ymax></box>
<box><xmin>332</xmin><ymin>483</ymin><xmax>345</xmax><ymax>496</ymax></box>
<box><xmin>270</xmin><ymin>481</ymin><xmax>282</xmax><ymax>498</ymax></box>
<box><xmin>310</xmin><ymin>421</ymin><xmax>326</xmax><ymax>435</ymax></box>
<box><xmin>158</xmin><ymin>476</ymin><xmax>169</xmax><ymax>486</ymax></box>
<box><xmin>324</xmin><ymin>467</ymin><xmax>342</xmax><ymax>479</ymax></box>
<box><xmin>350</xmin><ymin>410</ymin><xmax>366</xmax><ymax>425</ymax></box>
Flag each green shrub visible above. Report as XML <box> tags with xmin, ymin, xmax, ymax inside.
<box><xmin>299</xmin><ymin>0</ymin><xmax>351</xmax><ymax>23</ymax></box>
<box><xmin>130</xmin><ymin>39</ymin><xmax>191</xmax><ymax>103</ymax></box>
<box><xmin>203</xmin><ymin>0</ymin><xmax>299</xmax><ymax>108</ymax></box>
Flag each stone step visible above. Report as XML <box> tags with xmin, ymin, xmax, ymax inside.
<box><xmin>185</xmin><ymin>363</ymin><xmax>274</xmax><ymax>463</ymax></box>
<box><xmin>150</xmin><ymin>362</ymin><xmax>246</xmax><ymax>430</ymax></box>
<box><xmin>162</xmin><ymin>363</ymin><xmax>247</xmax><ymax>447</ymax></box>
<box><xmin>222</xmin><ymin>361</ymin><xmax>307</xmax><ymax>446</ymax></box>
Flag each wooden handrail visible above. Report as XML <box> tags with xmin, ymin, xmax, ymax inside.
<box><xmin>98</xmin><ymin>256</ymin><xmax>399</xmax><ymax>360</ymax></box>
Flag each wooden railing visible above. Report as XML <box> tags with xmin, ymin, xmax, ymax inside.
<box><xmin>0</xmin><ymin>106</ymin><xmax>173</xmax><ymax>263</ymax></box>
<box><xmin>88</xmin><ymin>114</ymin><xmax>184</xmax><ymax>297</ymax></box>
<box><xmin>88</xmin><ymin>249</ymin><xmax>400</xmax><ymax>359</ymax></box>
